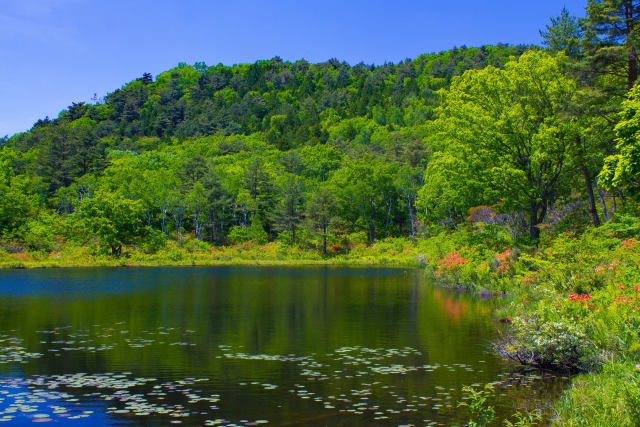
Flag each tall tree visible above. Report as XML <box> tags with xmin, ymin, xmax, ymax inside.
<box><xmin>426</xmin><ymin>51</ymin><xmax>577</xmax><ymax>239</ymax></box>
<box><xmin>78</xmin><ymin>191</ymin><xmax>146</xmax><ymax>256</ymax></box>
<box><xmin>540</xmin><ymin>7</ymin><xmax>583</xmax><ymax>57</ymax></box>
<box><xmin>599</xmin><ymin>84</ymin><xmax>640</xmax><ymax>202</ymax></box>
<box><xmin>584</xmin><ymin>0</ymin><xmax>640</xmax><ymax>89</ymax></box>
<box><xmin>306</xmin><ymin>187</ymin><xmax>338</xmax><ymax>254</ymax></box>
<box><xmin>330</xmin><ymin>157</ymin><xmax>399</xmax><ymax>243</ymax></box>
<box><xmin>271</xmin><ymin>177</ymin><xmax>304</xmax><ymax>245</ymax></box>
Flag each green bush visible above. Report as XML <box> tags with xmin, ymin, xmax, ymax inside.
<box><xmin>141</xmin><ymin>229</ymin><xmax>166</xmax><ymax>254</ymax></box>
<box><xmin>227</xmin><ymin>220</ymin><xmax>268</xmax><ymax>245</ymax></box>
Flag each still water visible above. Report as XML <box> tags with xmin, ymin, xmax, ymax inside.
<box><xmin>0</xmin><ymin>267</ymin><xmax>565</xmax><ymax>425</ymax></box>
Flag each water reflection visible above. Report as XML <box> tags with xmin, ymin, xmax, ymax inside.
<box><xmin>0</xmin><ymin>267</ymin><xmax>566</xmax><ymax>425</ymax></box>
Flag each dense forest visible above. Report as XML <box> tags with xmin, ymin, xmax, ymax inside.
<box><xmin>0</xmin><ymin>43</ymin><xmax>537</xmax><ymax>255</ymax></box>
<box><xmin>3</xmin><ymin>0</ymin><xmax>640</xmax><ymax>424</ymax></box>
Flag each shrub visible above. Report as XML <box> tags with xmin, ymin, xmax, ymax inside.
<box><xmin>227</xmin><ymin>220</ymin><xmax>268</xmax><ymax>244</ymax></box>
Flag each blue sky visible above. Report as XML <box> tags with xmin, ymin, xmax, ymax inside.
<box><xmin>1</xmin><ymin>0</ymin><xmax>587</xmax><ymax>136</ymax></box>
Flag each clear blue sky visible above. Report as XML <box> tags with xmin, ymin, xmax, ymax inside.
<box><xmin>1</xmin><ymin>0</ymin><xmax>587</xmax><ymax>137</ymax></box>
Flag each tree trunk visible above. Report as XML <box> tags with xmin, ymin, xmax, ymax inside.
<box><xmin>581</xmin><ymin>165</ymin><xmax>600</xmax><ymax>227</ymax></box>
<box><xmin>408</xmin><ymin>193</ymin><xmax>415</xmax><ymax>242</ymax></box>
<box><xmin>626</xmin><ymin>4</ymin><xmax>638</xmax><ymax>88</ymax></box>
<box><xmin>322</xmin><ymin>223</ymin><xmax>327</xmax><ymax>255</ymax></box>
<box><xmin>447</xmin><ymin>205</ymin><xmax>457</xmax><ymax>230</ymax></box>
<box><xmin>221</xmin><ymin>205</ymin><xmax>225</xmax><ymax>234</ymax></box>
<box><xmin>629</xmin><ymin>50</ymin><xmax>638</xmax><ymax>89</ymax></box>
<box><xmin>161</xmin><ymin>209</ymin><xmax>167</xmax><ymax>238</ymax></box>
<box><xmin>529</xmin><ymin>202</ymin><xmax>541</xmax><ymax>240</ymax></box>
<box><xmin>384</xmin><ymin>199</ymin><xmax>392</xmax><ymax>238</ymax></box>
<box><xmin>594</xmin><ymin>178</ymin><xmax>610</xmax><ymax>223</ymax></box>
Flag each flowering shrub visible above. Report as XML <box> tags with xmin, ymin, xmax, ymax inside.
<box><xmin>521</xmin><ymin>271</ymin><xmax>538</xmax><ymax>286</ymax></box>
<box><xmin>435</xmin><ymin>250</ymin><xmax>468</xmax><ymax>276</ymax></box>
<box><xmin>496</xmin><ymin>315</ymin><xmax>592</xmax><ymax>371</ymax></box>
<box><xmin>622</xmin><ymin>238</ymin><xmax>637</xmax><ymax>251</ymax></box>
<box><xmin>416</xmin><ymin>219</ymin><xmax>640</xmax><ymax>375</ymax></box>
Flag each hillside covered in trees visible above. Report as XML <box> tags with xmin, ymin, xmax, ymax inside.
<box><xmin>0</xmin><ymin>44</ymin><xmax>535</xmax><ymax>254</ymax></box>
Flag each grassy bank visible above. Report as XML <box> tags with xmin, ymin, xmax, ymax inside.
<box><xmin>415</xmin><ymin>216</ymin><xmax>640</xmax><ymax>425</ymax></box>
<box><xmin>0</xmin><ymin>237</ymin><xmax>421</xmax><ymax>269</ymax></box>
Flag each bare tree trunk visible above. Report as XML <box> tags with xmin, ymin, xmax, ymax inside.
<box><xmin>407</xmin><ymin>193</ymin><xmax>415</xmax><ymax>242</ymax></box>
<box><xmin>384</xmin><ymin>199</ymin><xmax>392</xmax><ymax>238</ymax></box>
<box><xmin>322</xmin><ymin>222</ymin><xmax>327</xmax><ymax>255</ymax></box>
<box><xmin>368</xmin><ymin>224</ymin><xmax>376</xmax><ymax>243</ymax></box>
<box><xmin>581</xmin><ymin>165</ymin><xmax>600</xmax><ymax>227</ymax></box>
<box><xmin>529</xmin><ymin>202</ymin><xmax>541</xmax><ymax>240</ymax></box>
<box><xmin>447</xmin><ymin>205</ymin><xmax>457</xmax><ymax>230</ymax></box>
<box><xmin>596</xmin><ymin>186</ymin><xmax>610</xmax><ymax>223</ymax></box>
<box><xmin>291</xmin><ymin>223</ymin><xmax>296</xmax><ymax>245</ymax></box>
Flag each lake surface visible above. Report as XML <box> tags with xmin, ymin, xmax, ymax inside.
<box><xmin>0</xmin><ymin>266</ymin><xmax>566</xmax><ymax>425</ymax></box>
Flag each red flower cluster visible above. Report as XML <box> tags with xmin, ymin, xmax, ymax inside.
<box><xmin>436</xmin><ymin>251</ymin><xmax>467</xmax><ymax>275</ymax></box>
<box><xmin>522</xmin><ymin>271</ymin><xmax>539</xmax><ymax>286</ymax></box>
<box><xmin>496</xmin><ymin>249</ymin><xmax>511</xmax><ymax>264</ymax></box>
<box><xmin>569</xmin><ymin>293</ymin><xmax>593</xmax><ymax>302</ymax></box>
<box><xmin>494</xmin><ymin>249</ymin><xmax>513</xmax><ymax>275</ymax></box>
<box><xmin>612</xmin><ymin>296</ymin><xmax>634</xmax><ymax>304</ymax></box>
<box><xmin>622</xmin><ymin>238</ymin><xmax>637</xmax><ymax>251</ymax></box>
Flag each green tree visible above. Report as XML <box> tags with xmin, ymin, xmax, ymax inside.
<box><xmin>599</xmin><ymin>84</ymin><xmax>640</xmax><ymax>202</ymax></box>
<box><xmin>306</xmin><ymin>187</ymin><xmax>338</xmax><ymax>254</ymax></box>
<box><xmin>584</xmin><ymin>0</ymin><xmax>640</xmax><ymax>89</ymax></box>
<box><xmin>427</xmin><ymin>51</ymin><xmax>577</xmax><ymax>239</ymax></box>
<box><xmin>244</xmin><ymin>156</ymin><xmax>275</xmax><ymax>217</ymax></box>
<box><xmin>540</xmin><ymin>7</ymin><xmax>583</xmax><ymax>56</ymax></box>
<box><xmin>271</xmin><ymin>176</ymin><xmax>304</xmax><ymax>245</ymax></box>
<box><xmin>78</xmin><ymin>191</ymin><xmax>147</xmax><ymax>256</ymax></box>
<box><xmin>330</xmin><ymin>156</ymin><xmax>399</xmax><ymax>243</ymax></box>
<box><xmin>188</xmin><ymin>181</ymin><xmax>208</xmax><ymax>240</ymax></box>
<box><xmin>0</xmin><ymin>175</ymin><xmax>36</xmax><ymax>237</ymax></box>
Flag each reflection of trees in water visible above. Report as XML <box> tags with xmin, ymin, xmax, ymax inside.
<box><xmin>0</xmin><ymin>267</ymin><xmax>568</xmax><ymax>425</ymax></box>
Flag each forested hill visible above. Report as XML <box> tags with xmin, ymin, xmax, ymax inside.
<box><xmin>0</xmin><ymin>44</ymin><xmax>534</xmax><ymax>251</ymax></box>
<box><xmin>0</xmin><ymin>29</ymin><xmax>637</xmax><ymax>256</ymax></box>
<box><xmin>11</xmin><ymin>44</ymin><xmax>527</xmax><ymax>151</ymax></box>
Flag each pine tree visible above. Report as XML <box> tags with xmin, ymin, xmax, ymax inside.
<box><xmin>540</xmin><ymin>7</ymin><xmax>582</xmax><ymax>57</ymax></box>
<box><xmin>584</xmin><ymin>0</ymin><xmax>640</xmax><ymax>89</ymax></box>
<box><xmin>271</xmin><ymin>177</ymin><xmax>304</xmax><ymax>245</ymax></box>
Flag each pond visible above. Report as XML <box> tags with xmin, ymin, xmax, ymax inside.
<box><xmin>0</xmin><ymin>266</ymin><xmax>566</xmax><ymax>425</ymax></box>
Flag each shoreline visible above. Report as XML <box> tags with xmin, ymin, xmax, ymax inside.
<box><xmin>0</xmin><ymin>258</ymin><xmax>420</xmax><ymax>270</ymax></box>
